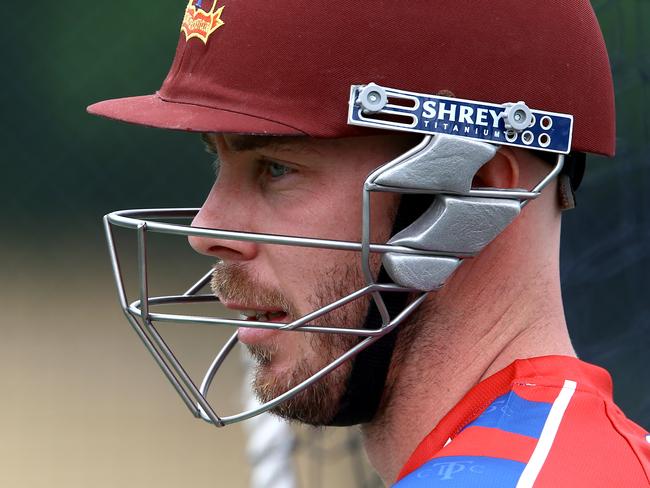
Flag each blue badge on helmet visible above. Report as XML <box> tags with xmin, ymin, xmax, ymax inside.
<box><xmin>348</xmin><ymin>84</ymin><xmax>573</xmax><ymax>154</ymax></box>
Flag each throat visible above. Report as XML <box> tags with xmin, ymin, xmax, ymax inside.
<box><xmin>359</xmin><ymin>299</ymin><xmax>574</xmax><ymax>485</ymax></box>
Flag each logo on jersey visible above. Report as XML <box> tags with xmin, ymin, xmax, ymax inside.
<box><xmin>413</xmin><ymin>460</ymin><xmax>486</xmax><ymax>481</ymax></box>
<box><xmin>181</xmin><ymin>0</ymin><xmax>225</xmax><ymax>44</ymax></box>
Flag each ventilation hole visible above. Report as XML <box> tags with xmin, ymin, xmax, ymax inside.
<box><xmin>522</xmin><ymin>131</ymin><xmax>534</xmax><ymax>145</ymax></box>
<box><xmin>505</xmin><ymin>129</ymin><xmax>518</xmax><ymax>142</ymax></box>
<box><xmin>539</xmin><ymin>133</ymin><xmax>551</xmax><ymax>148</ymax></box>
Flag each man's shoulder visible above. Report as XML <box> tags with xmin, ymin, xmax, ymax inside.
<box><xmin>394</xmin><ymin>358</ymin><xmax>650</xmax><ymax>487</ymax></box>
<box><xmin>394</xmin><ymin>401</ymin><xmax>649</xmax><ymax>486</ymax></box>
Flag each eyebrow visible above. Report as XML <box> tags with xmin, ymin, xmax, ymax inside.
<box><xmin>201</xmin><ymin>133</ymin><xmax>310</xmax><ymax>155</ymax></box>
<box><xmin>201</xmin><ymin>133</ymin><xmax>220</xmax><ymax>155</ymax></box>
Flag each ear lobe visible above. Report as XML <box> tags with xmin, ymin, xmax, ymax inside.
<box><xmin>471</xmin><ymin>148</ymin><xmax>520</xmax><ymax>189</ymax></box>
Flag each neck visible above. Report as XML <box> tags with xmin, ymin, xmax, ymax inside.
<box><xmin>361</xmin><ymin>224</ymin><xmax>575</xmax><ymax>485</ymax></box>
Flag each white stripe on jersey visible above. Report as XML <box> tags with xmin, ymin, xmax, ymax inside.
<box><xmin>515</xmin><ymin>379</ymin><xmax>577</xmax><ymax>488</ymax></box>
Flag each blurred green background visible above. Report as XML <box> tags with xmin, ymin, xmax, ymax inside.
<box><xmin>1</xmin><ymin>1</ymin><xmax>649</xmax><ymax>487</ymax></box>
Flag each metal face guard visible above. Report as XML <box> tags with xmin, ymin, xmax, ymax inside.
<box><xmin>105</xmin><ymin>209</ymin><xmax>428</xmax><ymax>426</ymax></box>
<box><xmin>103</xmin><ymin>134</ymin><xmax>564</xmax><ymax>426</ymax></box>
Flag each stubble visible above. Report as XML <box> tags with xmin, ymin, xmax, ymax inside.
<box><xmin>211</xmin><ymin>260</ymin><xmax>368</xmax><ymax>425</ymax></box>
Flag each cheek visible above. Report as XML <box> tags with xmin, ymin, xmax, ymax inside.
<box><xmin>368</xmin><ymin>192</ymin><xmax>400</xmax><ymax>242</ymax></box>
<box><xmin>251</xmin><ymin>183</ymin><xmax>398</xmax><ymax>312</ymax></box>
<box><xmin>271</xmin><ymin>246</ymin><xmax>360</xmax><ymax>309</ymax></box>
<box><xmin>261</xmin><ymin>193</ymin><xmax>398</xmax><ymax>302</ymax></box>
<box><xmin>277</xmin><ymin>187</ymin><xmax>398</xmax><ymax>243</ymax></box>
<box><xmin>294</xmin><ymin>196</ymin><xmax>364</xmax><ymax>241</ymax></box>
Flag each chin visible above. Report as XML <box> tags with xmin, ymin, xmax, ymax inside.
<box><xmin>252</xmin><ymin>359</ymin><xmax>351</xmax><ymax>426</ymax></box>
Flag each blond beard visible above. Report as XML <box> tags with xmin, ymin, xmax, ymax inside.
<box><xmin>211</xmin><ymin>260</ymin><xmax>369</xmax><ymax>425</ymax></box>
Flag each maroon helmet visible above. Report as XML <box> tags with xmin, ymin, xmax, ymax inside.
<box><xmin>89</xmin><ymin>0</ymin><xmax>615</xmax><ymax>156</ymax></box>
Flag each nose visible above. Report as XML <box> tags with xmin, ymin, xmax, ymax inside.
<box><xmin>188</xmin><ymin>182</ymin><xmax>259</xmax><ymax>262</ymax></box>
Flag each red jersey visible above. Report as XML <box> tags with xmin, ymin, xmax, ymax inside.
<box><xmin>394</xmin><ymin>356</ymin><xmax>650</xmax><ymax>487</ymax></box>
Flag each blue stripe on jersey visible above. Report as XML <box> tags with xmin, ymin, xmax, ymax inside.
<box><xmin>393</xmin><ymin>456</ymin><xmax>526</xmax><ymax>487</ymax></box>
<box><xmin>464</xmin><ymin>390</ymin><xmax>552</xmax><ymax>439</ymax></box>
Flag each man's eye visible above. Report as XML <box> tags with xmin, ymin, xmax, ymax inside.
<box><xmin>265</xmin><ymin>160</ymin><xmax>293</xmax><ymax>178</ymax></box>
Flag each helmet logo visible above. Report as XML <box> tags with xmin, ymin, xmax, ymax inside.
<box><xmin>181</xmin><ymin>0</ymin><xmax>225</xmax><ymax>44</ymax></box>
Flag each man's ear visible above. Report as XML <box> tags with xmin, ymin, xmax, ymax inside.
<box><xmin>472</xmin><ymin>147</ymin><xmax>520</xmax><ymax>189</ymax></box>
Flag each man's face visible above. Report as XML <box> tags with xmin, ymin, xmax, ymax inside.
<box><xmin>189</xmin><ymin>133</ymin><xmax>415</xmax><ymax>424</ymax></box>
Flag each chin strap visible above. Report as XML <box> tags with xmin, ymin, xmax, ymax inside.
<box><xmin>327</xmin><ymin>194</ymin><xmax>434</xmax><ymax>426</ymax></box>
<box><xmin>326</xmin><ymin>271</ymin><xmax>407</xmax><ymax>426</ymax></box>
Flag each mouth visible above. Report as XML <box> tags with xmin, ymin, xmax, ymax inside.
<box><xmin>220</xmin><ymin>301</ymin><xmax>290</xmax><ymax>346</ymax></box>
<box><xmin>220</xmin><ymin>300</ymin><xmax>288</xmax><ymax>320</ymax></box>
<box><xmin>238</xmin><ymin>309</ymin><xmax>288</xmax><ymax>323</ymax></box>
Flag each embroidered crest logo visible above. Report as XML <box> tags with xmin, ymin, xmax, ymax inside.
<box><xmin>181</xmin><ymin>0</ymin><xmax>225</xmax><ymax>44</ymax></box>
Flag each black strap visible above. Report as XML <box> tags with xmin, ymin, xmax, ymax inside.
<box><xmin>535</xmin><ymin>150</ymin><xmax>586</xmax><ymax>193</ymax></box>
<box><xmin>327</xmin><ymin>194</ymin><xmax>434</xmax><ymax>426</ymax></box>
<box><xmin>327</xmin><ymin>274</ymin><xmax>408</xmax><ymax>426</ymax></box>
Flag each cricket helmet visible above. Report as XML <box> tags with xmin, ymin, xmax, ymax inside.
<box><xmin>89</xmin><ymin>0</ymin><xmax>615</xmax><ymax>427</ymax></box>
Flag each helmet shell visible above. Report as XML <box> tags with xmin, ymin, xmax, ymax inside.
<box><xmin>88</xmin><ymin>0</ymin><xmax>615</xmax><ymax>156</ymax></box>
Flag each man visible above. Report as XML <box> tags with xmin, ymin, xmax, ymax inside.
<box><xmin>89</xmin><ymin>0</ymin><xmax>650</xmax><ymax>486</ymax></box>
